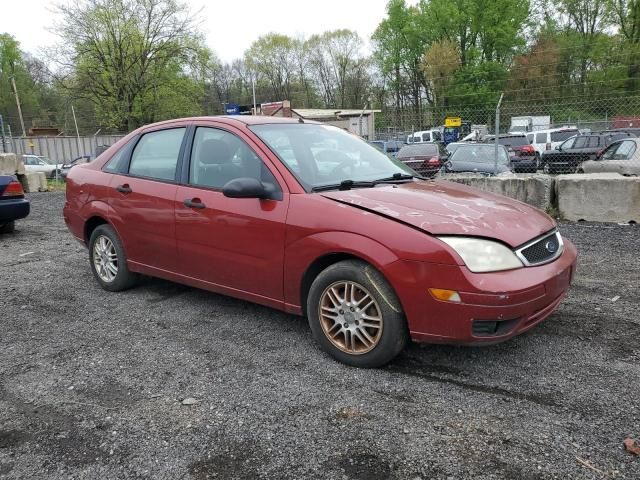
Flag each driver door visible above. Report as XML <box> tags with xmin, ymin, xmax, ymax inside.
<box><xmin>174</xmin><ymin>125</ymin><xmax>289</xmax><ymax>303</ymax></box>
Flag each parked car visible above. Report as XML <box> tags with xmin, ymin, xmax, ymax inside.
<box><xmin>485</xmin><ymin>134</ymin><xmax>537</xmax><ymax>172</ymax></box>
<box><xmin>579</xmin><ymin>138</ymin><xmax>640</xmax><ymax>176</ymax></box>
<box><xmin>23</xmin><ymin>154</ymin><xmax>63</xmax><ymax>179</ymax></box>
<box><xmin>0</xmin><ymin>175</ymin><xmax>30</xmax><ymax>233</ymax></box>
<box><xmin>441</xmin><ymin>144</ymin><xmax>512</xmax><ymax>175</ymax></box>
<box><xmin>444</xmin><ymin>142</ymin><xmax>471</xmax><ymax>156</ymax></box>
<box><xmin>407</xmin><ymin>129</ymin><xmax>442</xmax><ymax>144</ymax></box>
<box><xmin>63</xmin><ymin>116</ymin><xmax>577</xmax><ymax>368</ymax></box>
<box><xmin>396</xmin><ymin>142</ymin><xmax>447</xmax><ymax>177</ymax></box>
<box><xmin>526</xmin><ymin>127</ymin><xmax>580</xmax><ymax>159</ymax></box>
<box><xmin>369</xmin><ymin>140</ymin><xmax>404</xmax><ymax>157</ymax></box>
<box><xmin>61</xmin><ymin>155</ymin><xmax>92</xmax><ymax>180</ymax></box>
<box><xmin>541</xmin><ymin>131</ymin><xmax>635</xmax><ymax>174</ymax></box>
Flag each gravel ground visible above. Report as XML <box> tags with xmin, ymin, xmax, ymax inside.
<box><xmin>1</xmin><ymin>192</ymin><xmax>639</xmax><ymax>480</ymax></box>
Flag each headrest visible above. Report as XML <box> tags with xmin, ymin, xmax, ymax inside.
<box><xmin>199</xmin><ymin>138</ymin><xmax>231</xmax><ymax>165</ymax></box>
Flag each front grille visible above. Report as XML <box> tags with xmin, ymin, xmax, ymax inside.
<box><xmin>517</xmin><ymin>231</ymin><xmax>562</xmax><ymax>266</ymax></box>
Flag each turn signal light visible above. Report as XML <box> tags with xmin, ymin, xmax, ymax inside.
<box><xmin>429</xmin><ymin>288</ymin><xmax>462</xmax><ymax>303</ymax></box>
<box><xmin>2</xmin><ymin>180</ymin><xmax>24</xmax><ymax>197</ymax></box>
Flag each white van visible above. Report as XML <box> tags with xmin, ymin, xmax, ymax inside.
<box><xmin>407</xmin><ymin>129</ymin><xmax>443</xmax><ymax>144</ymax></box>
<box><xmin>526</xmin><ymin>127</ymin><xmax>579</xmax><ymax>157</ymax></box>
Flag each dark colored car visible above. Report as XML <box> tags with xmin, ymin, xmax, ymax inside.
<box><xmin>369</xmin><ymin>140</ymin><xmax>404</xmax><ymax>157</ymax></box>
<box><xmin>63</xmin><ymin>116</ymin><xmax>576</xmax><ymax>368</ymax></box>
<box><xmin>540</xmin><ymin>131</ymin><xmax>635</xmax><ymax>174</ymax></box>
<box><xmin>441</xmin><ymin>144</ymin><xmax>512</xmax><ymax>175</ymax></box>
<box><xmin>396</xmin><ymin>142</ymin><xmax>447</xmax><ymax>177</ymax></box>
<box><xmin>0</xmin><ymin>175</ymin><xmax>30</xmax><ymax>233</ymax></box>
<box><xmin>485</xmin><ymin>134</ymin><xmax>537</xmax><ymax>172</ymax></box>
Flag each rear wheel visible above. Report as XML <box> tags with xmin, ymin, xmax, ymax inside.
<box><xmin>0</xmin><ymin>221</ymin><xmax>15</xmax><ymax>234</ymax></box>
<box><xmin>89</xmin><ymin>224</ymin><xmax>139</xmax><ymax>291</ymax></box>
<box><xmin>307</xmin><ymin>260</ymin><xmax>408</xmax><ymax>368</ymax></box>
<box><xmin>543</xmin><ymin>163</ymin><xmax>551</xmax><ymax>174</ymax></box>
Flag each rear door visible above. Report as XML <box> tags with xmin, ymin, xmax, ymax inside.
<box><xmin>174</xmin><ymin>124</ymin><xmax>289</xmax><ymax>302</ymax></box>
<box><xmin>108</xmin><ymin>125</ymin><xmax>187</xmax><ymax>272</ymax></box>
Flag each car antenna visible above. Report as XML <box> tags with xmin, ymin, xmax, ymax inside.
<box><xmin>298</xmin><ymin>117</ymin><xmax>304</xmax><ymax>123</ymax></box>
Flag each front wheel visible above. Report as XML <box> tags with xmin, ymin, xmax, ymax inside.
<box><xmin>89</xmin><ymin>224</ymin><xmax>139</xmax><ymax>292</ymax></box>
<box><xmin>307</xmin><ymin>260</ymin><xmax>408</xmax><ymax>368</ymax></box>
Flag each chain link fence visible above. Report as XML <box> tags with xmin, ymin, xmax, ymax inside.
<box><xmin>375</xmin><ymin>95</ymin><xmax>640</xmax><ymax>176</ymax></box>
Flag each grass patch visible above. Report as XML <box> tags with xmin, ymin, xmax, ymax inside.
<box><xmin>47</xmin><ymin>178</ymin><xmax>66</xmax><ymax>192</ymax></box>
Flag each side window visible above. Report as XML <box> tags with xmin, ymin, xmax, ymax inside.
<box><xmin>526</xmin><ymin>133</ymin><xmax>534</xmax><ymax>143</ymax></box>
<box><xmin>601</xmin><ymin>143</ymin><xmax>619</xmax><ymax>160</ymax></box>
<box><xmin>561</xmin><ymin>137</ymin><xmax>576</xmax><ymax>150</ymax></box>
<box><xmin>613</xmin><ymin>140</ymin><xmax>636</xmax><ymax>160</ymax></box>
<box><xmin>535</xmin><ymin>132</ymin><xmax>546</xmax><ymax>143</ymax></box>
<box><xmin>573</xmin><ymin>137</ymin><xmax>587</xmax><ymax>149</ymax></box>
<box><xmin>189</xmin><ymin>127</ymin><xmax>280</xmax><ymax>192</ymax></box>
<box><xmin>587</xmin><ymin>136</ymin><xmax>600</xmax><ymax>148</ymax></box>
<box><xmin>129</xmin><ymin>128</ymin><xmax>185</xmax><ymax>181</ymax></box>
<box><xmin>104</xmin><ymin>142</ymin><xmax>132</xmax><ymax>173</ymax></box>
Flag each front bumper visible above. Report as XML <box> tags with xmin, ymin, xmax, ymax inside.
<box><xmin>386</xmin><ymin>238</ymin><xmax>578</xmax><ymax>345</ymax></box>
<box><xmin>0</xmin><ymin>197</ymin><xmax>30</xmax><ymax>223</ymax></box>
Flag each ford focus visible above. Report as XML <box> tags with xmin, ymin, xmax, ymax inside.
<box><xmin>63</xmin><ymin>116</ymin><xmax>577</xmax><ymax>367</ymax></box>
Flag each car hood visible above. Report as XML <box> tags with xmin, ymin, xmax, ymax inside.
<box><xmin>320</xmin><ymin>180</ymin><xmax>555</xmax><ymax>247</ymax></box>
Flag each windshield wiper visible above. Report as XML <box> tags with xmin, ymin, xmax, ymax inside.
<box><xmin>373</xmin><ymin>173</ymin><xmax>419</xmax><ymax>183</ymax></box>
<box><xmin>311</xmin><ymin>179</ymin><xmax>377</xmax><ymax>192</ymax></box>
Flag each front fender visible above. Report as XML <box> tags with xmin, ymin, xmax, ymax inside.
<box><xmin>283</xmin><ymin>231</ymin><xmax>400</xmax><ymax>310</ymax></box>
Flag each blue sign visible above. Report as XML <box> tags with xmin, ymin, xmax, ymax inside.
<box><xmin>225</xmin><ymin>103</ymin><xmax>240</xmax><ymax>115</ymax></box>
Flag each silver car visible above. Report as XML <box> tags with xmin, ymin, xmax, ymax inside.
<box><xmin>580</xmin><ymin>138</ymin><xmax>640</xmax><ymax>176</ymax></box>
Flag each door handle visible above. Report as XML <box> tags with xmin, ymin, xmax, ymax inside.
<box><xmin>116</xmin><ymin>184</ymin><xmax>132</xmax><ymax>194</ymax></box>
<box><xmin>183</xmin><ymin>198</ymin><xmax>206</xmax><ymax>209</ymax></box>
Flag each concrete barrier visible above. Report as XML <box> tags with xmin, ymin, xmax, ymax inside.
<box><xmin>0</xmin><ymin>153</ymin><xmax>26</xmax><ymax>175</ymax></box>
<box><xmin>18</xmin><ymin>172</ymin><xmax>48</xmax><ymax>193</ymax></box>
<box><xmin>441</xmin><ymin>173</ymin><xmax>554</xmax><ymax>210</ymax></box>
<box><xmin>556</xmin><ymin>173</ymin><xmax>640</xmax><ymax>223</ymax></box>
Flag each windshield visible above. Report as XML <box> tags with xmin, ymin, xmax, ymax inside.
<box><xmin>551</xmin><ymin>130</ymin><xmax>578</xmax><ymax>142</ymax></box>
<box><xmin>497</xmin><ymin>136</ymin><xmax>528</xmax><ymax>146</ymax></box>
<box><xmin>450</xmin><ymin>145</ymin><xmax>509</xmax><ymax>164</ymax></box>
<box><xmin>250</xmin><ymin>124</ymin><xmax>414</xmax><ymax>190</ymax></box>
<box><xmin>398</xmin><ymin>143</ymin><xmax>439</xmax><ymax>157</ymax></box>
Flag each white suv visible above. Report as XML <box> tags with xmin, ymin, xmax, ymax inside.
<box><xmin>526</xmin><ymin>127</ymin><xmax>579</xmax><ymax>158</ymax></box>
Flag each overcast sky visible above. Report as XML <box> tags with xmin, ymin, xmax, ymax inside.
<box><xmin>2</xmin><ymin>0</ymin><xmax>416</xmax><ymax>62</ymax></box>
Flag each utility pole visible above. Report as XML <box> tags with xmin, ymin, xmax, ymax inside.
<box><xmin>494</xmin><ymin>93</ymin><xmax>504</xmax><ymax>175</ymax></box>
<box><xmin>0</xmin><ymin>114</ymin><xmax>6</xmax><ymax>153</ymax></box>
<box><xmin>252</xmin><ymin>76</ymin><xmax>257</xmax><ymax>115</ymax></box>
<box><xmin>10</xmin><ymin>76</ymin><xmax>27</xmax><ymax>138</ymax></box>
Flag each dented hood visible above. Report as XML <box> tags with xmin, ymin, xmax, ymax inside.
<box><xmin>320</xmin><ymin>180</ymin><xmax>555</xmax><ymax>248</ymax></box>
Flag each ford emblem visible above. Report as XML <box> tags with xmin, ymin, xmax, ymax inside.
<box><xmin>545</xmin><ymin>240</ymin><xmax>557</xmax><ymax>253</ymax></box>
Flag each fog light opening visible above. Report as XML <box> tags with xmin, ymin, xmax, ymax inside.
<box><xmin>429</xmin><ymin>288</ymin><xmax>462</xmax><ymax>303</ymax></box>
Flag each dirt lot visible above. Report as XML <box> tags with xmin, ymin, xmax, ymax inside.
<box><xmin>1</xmin><ymin>192</ymin><xmax>639</xmax><ymax>479</ymax></box>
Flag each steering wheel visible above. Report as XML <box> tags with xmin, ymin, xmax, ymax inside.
<box><xmin>316</xmin><ymin>150</ymin><xmax>358</xmax><ymax>177</ymax></box>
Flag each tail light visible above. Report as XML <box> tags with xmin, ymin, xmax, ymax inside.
<box><xmin>427</xmin><ymin>157</ymin><xmax>440</xmax><ymax>165</ymax></box>
<box><xmin>2</xmin><ymin>179</ymin><xmax>25</xmax><ymax>197</ymax></box>
<box><xmin>521</xmin><ymin>145</ymin><xmax>535</xmax><ymax>154</ymax></box>
<box><xmin>545</xmin><ymin>143</ymin><xmax>551</xmax><ymax>150</ymax></box>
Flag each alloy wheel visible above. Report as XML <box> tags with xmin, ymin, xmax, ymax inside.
<box><xmin>93</xmin><ymin>235</ymin><xmax>118</xmax><ymax>283</ymax></box>
<box><xmin>318</xmin><ymin>281</ymin><xmax>383</xmax><ymax>355</ymax></box>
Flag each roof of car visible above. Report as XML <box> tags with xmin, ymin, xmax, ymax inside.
<box><xmin>141</xmin><ymin>115</ymin><xmax>321</xmax><ymax>128</ymax></box>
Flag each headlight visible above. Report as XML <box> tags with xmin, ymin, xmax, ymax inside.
<box><xmin>437</xmin><ymin>236</ymin><xmax>523</xmax><ymax>273</ymax></box>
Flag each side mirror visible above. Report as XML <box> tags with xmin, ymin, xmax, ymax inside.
<box><xmin>223</xmin><ymin>177</ymin><xmax>267</xmax><ymax>199</ymax></box>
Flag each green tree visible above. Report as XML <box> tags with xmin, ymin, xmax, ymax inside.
<box><xmin>54</xmin><ymin>0</ymin><xmax>210</xmax><ymax>131</ymax></box>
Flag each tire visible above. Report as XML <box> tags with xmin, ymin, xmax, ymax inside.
<box><xmin>307</xmin><ymin>260</ymin><xmax>408</xmax><ymax>368</ymax></box>
<box><xmin>0</xmin><ymin>221</ymin><xmax>15</xmax><ymax>234</ymax></box>
<box><xmin>88</xmin><ymin>224</ymin><xmax>139</xmax><ymax>292</ymax></box>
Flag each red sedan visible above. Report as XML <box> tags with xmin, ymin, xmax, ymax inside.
<box><xmin>63</xmin><ymin>116</ymin><xmax>577</xmax><ymax>367</ymax></box>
